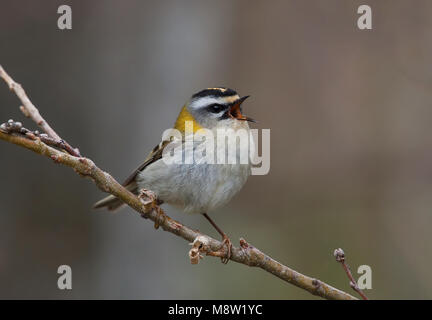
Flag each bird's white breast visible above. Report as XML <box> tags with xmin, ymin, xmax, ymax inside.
<box><xmin>136</xmin><ymin>127</ymin><xmax>254</xmax><ymax>214</ymax></box>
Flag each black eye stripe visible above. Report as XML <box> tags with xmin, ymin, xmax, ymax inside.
<box><xmin>207</xmin><ymin>103</ymin><xmax>227</xmax><ymax>113</ymax></box>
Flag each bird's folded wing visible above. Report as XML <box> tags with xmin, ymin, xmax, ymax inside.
<box><xmin>121</xmin><ymin>138</ymin><xmax>175</xmax><ymax>187</ymax></box>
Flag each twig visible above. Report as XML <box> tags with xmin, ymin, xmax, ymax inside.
<box><xmin>334</xmin><ymin>248</ymin><xmax>368</xmax><ymax>300</ymax></box>
<box><xmin>0</xmin><ymin>119</ymin><xmax>80</xmax><ymax>156</ymax></box>
<box><xmin>0</xmin><ymin>65</ymin><xmax>358</xmax><ymax>300</ymax></box>
<box><xmin>0</xmin><ymin>65</ymin><xmax>80</xmax><ymax>157</ymax></box>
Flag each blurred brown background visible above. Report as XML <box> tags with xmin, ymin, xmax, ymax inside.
<box><xmin>1</xmin><ymin>0</ymin><xmax>432</xmax><ymax>299</ymax></box>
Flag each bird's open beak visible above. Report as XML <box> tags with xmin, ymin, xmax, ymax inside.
<box><xmin>229</xmin><ymin>96</ymin><xmax>256</xmax><ymax>123</ymax></box>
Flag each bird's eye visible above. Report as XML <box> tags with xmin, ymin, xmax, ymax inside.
<box><xmin>208</xmin><ymin>104</ymin><xmax>224</xmax><ymax>113</ymax></box>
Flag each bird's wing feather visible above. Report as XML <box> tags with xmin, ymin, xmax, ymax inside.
<box><xmin>122</xmin><ymin>139</ymin><xmax>173</xmax><ymax>187</ymax></box>
<box><xmin>93</xmin><ymin>136</ymin><xmax>181</xmax><ymax>211</ymax></box>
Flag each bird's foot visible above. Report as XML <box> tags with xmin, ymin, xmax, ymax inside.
<box><xmin>219</xmin><ymin>235</ymin><xmax>232</xmax><ymax>264</ymax></box>
<box><xmin>206</xmin><ymin>235</ymin><xmax>232</xmax><ymax>263</ymax></box>
<box><xmin>153</xmin><ymin>205</ymin><xmax>166</xmax><ymax>229</ymax></box>
<box><xmin>138</xmin><ymin>188</ymin><xmax>165</xmax><ymax>229</ymax></box>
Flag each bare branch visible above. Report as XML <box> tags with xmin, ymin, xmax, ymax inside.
<box><xmin>0</xmin><ymin>65</ymin><xmax>358</xmax><ymax>300</ymax></box>
<box><xmin>0</xmin><ymin>65</ymin><xmax>80</xmax><ymax>157</ymax></box>
<box><xmin>334</xmin><ymin>248</ymin><xmax>368</xmax><ymax>300</ymax></box>
<box><xmin>0</xmin><ymin>119</ymin><xmax>80</xmax><ymax>156</ymax></box>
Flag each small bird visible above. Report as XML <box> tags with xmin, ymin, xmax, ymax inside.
<box><xmin>94</xmin><ymin>87</ymin><xmax>255</xmax><ymax>263</ymax></box>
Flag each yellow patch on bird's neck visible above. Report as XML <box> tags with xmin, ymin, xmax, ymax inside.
<box><xmin>174</xmin><ymin>106</ymin><xmax>202</xmax><ymax>133</ymax></box>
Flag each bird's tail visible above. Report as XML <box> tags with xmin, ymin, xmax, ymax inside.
<box><xmin>93</xmin><ymin>182</ymin><xmax>138</xmax><ymax>211</ymax></box>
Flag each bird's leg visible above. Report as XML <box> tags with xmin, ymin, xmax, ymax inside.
<box><xmin>202</xmin><ymin>213</ymin><xmax>232</xmax><ymax>264</ymax></box>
